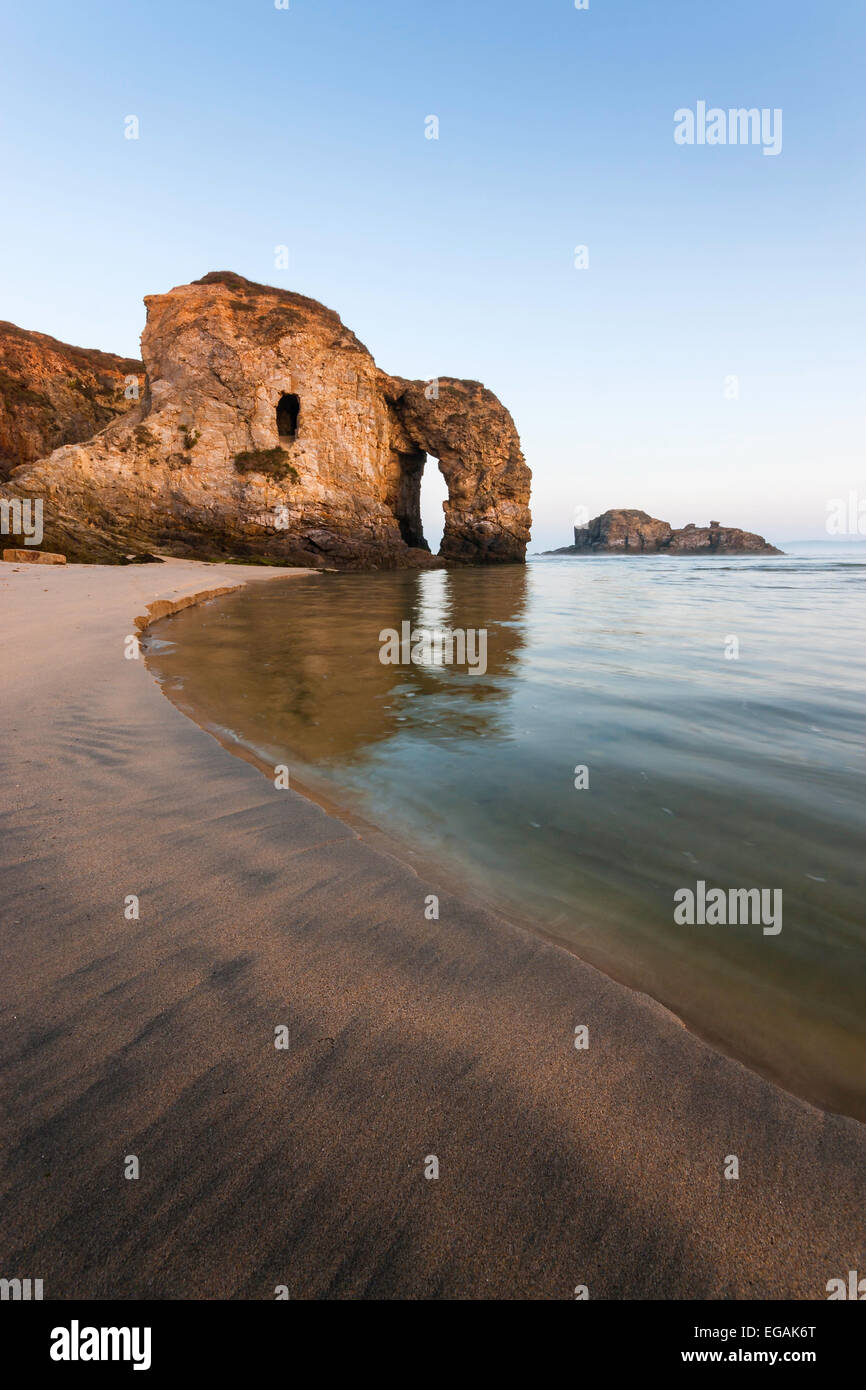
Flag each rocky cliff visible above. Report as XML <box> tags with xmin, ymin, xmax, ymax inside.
<box><xmin>545</xmin><ymin>509</ymin><xmax>781</xmax><ymax>555</ymax></box>
<box><xmin>1</xmin><ymin>273</ymin><xmax>531</xmax><ymax>566</ymax></box>
<box><xmin>0</xmin><ymin>321</ymin><xmax>143</xmax><ymax>481</ymax></box>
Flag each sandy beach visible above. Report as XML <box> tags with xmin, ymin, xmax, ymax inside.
<box><xmin>1</xmin><ymin>557</ymin><xmax>864</xmax><ymax>1300</ymax></box>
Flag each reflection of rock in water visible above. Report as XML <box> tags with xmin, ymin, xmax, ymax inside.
<box><xmin>411</xmin><ymin>564</ymin><xmax>530</xmax><ymax>686</ymax></box>
<box><xmin>147</xmin><ymin>568</ymin><xmax>529</xmax><ymax>765</ymax></box>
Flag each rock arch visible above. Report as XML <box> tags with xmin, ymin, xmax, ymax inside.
<box><xmin>383</xmin><ymin>376</ymin><xmax>531</xmax><ymax>563</ymax></box>
<box><xmin>1</xmin><ymin>273</ymin><xmax>532</xmax><ymax>567</ymax></box>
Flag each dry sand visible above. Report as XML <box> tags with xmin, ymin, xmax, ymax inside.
<box><xmin>0</xmin><ymin>557</ymin><xmax>863</xmax><ymax>1299</ymax></box>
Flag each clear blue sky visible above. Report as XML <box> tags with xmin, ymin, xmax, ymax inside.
<box><xmin>2</xmin><ymin>0</ymin><xmax>864</xmax><ymax>545</ymax></box>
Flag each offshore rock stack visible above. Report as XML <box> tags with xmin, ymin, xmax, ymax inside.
<box><xmin>546</xmin><ymin>509</ymin><xmax>781</xmax><ymax>555</ymax></box>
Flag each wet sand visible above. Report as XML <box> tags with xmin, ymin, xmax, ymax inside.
<box><xmin>0</xmin><ymin>558</ymin><xmax>864</xmax><ymax>1299</ymax></box>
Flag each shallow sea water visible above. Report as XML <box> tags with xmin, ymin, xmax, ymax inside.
<box><xmin>146</xmin><ymin>548</ymin><xmax>866</xmax><ymax>1119</ymax></box>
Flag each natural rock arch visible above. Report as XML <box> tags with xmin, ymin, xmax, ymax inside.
<box><xmin>1</xmin><ymin>273</ymin><xmax>532</xmax><ymax>567</ymax></box>
<box><xmin>382</xmin><ymin>376</ymin><xmax>531</xmax><ymax>563</ymax></box>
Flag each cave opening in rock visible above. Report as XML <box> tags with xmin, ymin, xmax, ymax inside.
<box><xmin>393</xmin><ymin>452</ymin><xmax>449</xmax><ymax>553</ymax></box>
<box><xmin>393</xmin><ymin>452</ymin><xmax>427</xmax><ymax>550</ymax></box>
<box><xmin>420</xmin><ymin>455</ymin><xmax>448</xmax><ymax>555</ymax></box>
<box><xmin>276</xmin><ymin>392</ymin><xmax>300</xmax><ymax>440</ymax></box>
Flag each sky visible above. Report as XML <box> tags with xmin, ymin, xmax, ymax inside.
<box><xmin>2</xmin><ymin>0</ymin><xmax>864</xmax><ymax>548</ymax></box>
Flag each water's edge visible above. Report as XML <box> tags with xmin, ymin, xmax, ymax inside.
<box><xmin>140</xmin><ymin>575</ymin><xmax>863</xmax><ymax>1129</ymax></box>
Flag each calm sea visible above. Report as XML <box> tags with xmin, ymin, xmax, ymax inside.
<box><xmin>145</xmin><ymin>546</ymin><xmax>866</xmax><ymax>1119</ymax></box>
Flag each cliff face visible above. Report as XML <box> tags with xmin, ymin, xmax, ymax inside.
<box><xmin>2</xmin><ymin>273</ymin><xmax>531</xmax><ymax>566</ymax></box>
<box><xmin>0</xmin><ymin>321</ymin><xmax>143</xmax><ymax>481</ymax></box>
<box><xmin>546</xmin><ymin>509</ymin><xmax>781</xmax><ymax>555</ymax></box>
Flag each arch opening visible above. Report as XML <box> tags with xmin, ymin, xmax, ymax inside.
<box><xmin>420</xmin><ymin>455</ymin><xmax>448</xmax><ymax>555</ymax></box>
<box><xmin>392</xmin><ymin>452</ymin><xmax>449</xmax><ymax>554</ymax></box>
<box><xmin>392</xmin><ymin>451</ymin><xmax>427</xmax><ymax>550</ymax></box>
<box><xmin>276</xmin><ymin>392</ymin><xmax>300</xmax><ymax>440</ymax></box>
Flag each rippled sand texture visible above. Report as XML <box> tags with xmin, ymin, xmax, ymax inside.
<box><xmin>2</xmin><ymin>556</ymin><xmax>864</xmax><ymax>1301</ymax></box>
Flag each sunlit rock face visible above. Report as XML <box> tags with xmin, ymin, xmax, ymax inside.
<box><xmin>573</xmin><ymin>509</ymin><xmax>673</xmax><ymax>552</ymax></box>
<box><xmin>2</xmin><ymin>273</ymin><xmax>531</xmax><ymax>566</ymax></box>
<box><xmin>0</xmin><ymin>320</ymin><xmax>143</xmax><ymax>482</ymax></box>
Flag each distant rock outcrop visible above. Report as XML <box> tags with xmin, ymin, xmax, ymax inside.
<box><xmin>545</xmin><ymin>509</ymin><xmax>782</xmax><ymax>556</ymax></box>
<box><xmin>0</xmin><ymin>321</ymin><xmax>143</xmax><ymax>481</ymax></box>
<box><xmin>667</xmin><ymin>520</ymin><xmax>782</xmax><ymax>555</ymax></box>
<box><xmin>1</xmin><ymin>273</ymin><xmax>531</xmax><ymax>566</ymax></box>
